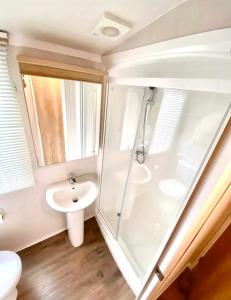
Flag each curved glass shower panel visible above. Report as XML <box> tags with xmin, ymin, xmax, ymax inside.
<box><xmin>99</xmin><ymin>84</ymin><xmax>145</xmax><ymax>235</ymax></box>
<box><xmin>117</xmin><ymin>88</ymin><xmax>230</xmax><ymax>279</ymax></box>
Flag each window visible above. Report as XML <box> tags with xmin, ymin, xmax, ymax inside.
<box><xmin>0</xmin><ymin>33</ymin><xmax>34</xmax><ymax>195</ymax></box>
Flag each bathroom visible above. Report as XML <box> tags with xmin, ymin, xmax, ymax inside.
<box><xmin>0</xmin><ymin>1</ymin><xmax>231</xmax><ymax>300</ymax></box>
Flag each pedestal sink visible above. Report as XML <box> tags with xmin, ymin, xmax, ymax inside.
<box><xmin>46</xmin><ymin>175</ymin><xmax>98</xmax><ymax>247</ymax></box>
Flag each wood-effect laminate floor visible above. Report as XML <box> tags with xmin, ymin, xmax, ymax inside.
<box><xmin>17</xmin><ymin>218</ymin><xmax>134</xmax><ymax>300</ymax></box>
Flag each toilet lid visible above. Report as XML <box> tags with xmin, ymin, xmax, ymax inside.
<box><xmin>0</xmin><ymin>251</ymin><xmax>22</xmax><ymax>299</ymax></box>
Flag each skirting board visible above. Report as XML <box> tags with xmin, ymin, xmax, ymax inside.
<box><xmin>15</xmin><ymin>212</ymin><xmax>95</xmax><ymax>252</ymax></box>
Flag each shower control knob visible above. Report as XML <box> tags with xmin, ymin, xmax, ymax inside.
<box><xmin>117</xmin><ymin>212</ymin><xmax>121</xmax><ymax>217</ymax></box>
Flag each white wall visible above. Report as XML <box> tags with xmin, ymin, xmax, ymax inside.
<box><xmin>112</xmin><ymin>0</ymin><xmax>231</xmax><ymax>53</ymax></box>
<box><xmin>0</xmin><ymin>45</ymin><xmax>100</xmax><ymax>251</ymax></box>
<box><xmin>0</xmin><ymin>158</ymin><xmax>97</xmax><ymax>251</ymax></box>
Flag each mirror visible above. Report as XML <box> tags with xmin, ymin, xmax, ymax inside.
<box><xmin>23</xmin><ymin>75</ymin><xmax>102</xmax><ymax>167</ymax></box>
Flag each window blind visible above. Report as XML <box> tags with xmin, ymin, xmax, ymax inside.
<box><xmin>0</xmin><ymin>33</ymin><xmax>34</xmax><ymax>195</ymax></box>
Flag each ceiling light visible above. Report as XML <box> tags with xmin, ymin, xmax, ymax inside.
<box><xmin>101</xmin><ymin>26</ymin><xmax>120</xmax><ymax>37</ymax></box>
<box><xmin>92</xmin><ymin>12</ymin><xmax>131</xmax><ymax>40</ymax></box>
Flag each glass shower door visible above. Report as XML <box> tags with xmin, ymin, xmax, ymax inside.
<box><xmin>99</xmin><ymin>84</ymin><xmax>145</xmax><ymax>235</ymax></box>
<box><xmin>117</xmin><ymin>87</ymin><xmax>230</xmax><ymax>280</ymax></box>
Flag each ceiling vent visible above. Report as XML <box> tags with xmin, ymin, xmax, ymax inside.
<box><xmin>92</xmin><ymin>13</ymin><xmax>131</xmax><ymax>40</ymax></box>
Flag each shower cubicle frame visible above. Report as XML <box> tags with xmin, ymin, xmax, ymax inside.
<box><xmin>95</xmin><ymin>28</ymin><xmax>231</xmax><ymax>299</ymax></box>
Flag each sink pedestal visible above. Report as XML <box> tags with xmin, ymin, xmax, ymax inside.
<box><xmin>66</xmin><ymin>210</ymin><xmax>84</xmax><ymax>247</ymax></box>
<box><xmin>46</xmin><ymin>176</ymin><xmax>97</xmax><ymax>247</ymax></box>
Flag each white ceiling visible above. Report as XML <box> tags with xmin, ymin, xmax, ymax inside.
<box><xmin>0</xmin><ymin>0</ymin><xmax>185</xmax><ymax>55</ymax></box>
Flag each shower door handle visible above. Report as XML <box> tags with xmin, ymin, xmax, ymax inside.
<box><xmin>154</xmin><ymin>265</ymin><xmax>164</xmax><ymax>281</ymax></box>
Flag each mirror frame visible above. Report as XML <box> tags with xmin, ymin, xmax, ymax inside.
<box><xmin>18</xmin><ymin>55</ymin><xmax>107</xmax><ymax>167</ymax></box>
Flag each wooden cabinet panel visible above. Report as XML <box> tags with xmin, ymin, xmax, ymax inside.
<box><xmin>31</xmin><ymin>76</ymin><xmax>65</xmax><ymax>165</ymax></box>
<box><xmin>158</xmin><ymin>224</ymin><xmax>231</xmax><ymax>300</ymax></box>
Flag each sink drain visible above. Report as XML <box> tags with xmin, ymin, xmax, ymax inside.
<box><xmin>72</xmin><ymin>198</ymin><xmax>79</xmax><ymax>203</ymax></box>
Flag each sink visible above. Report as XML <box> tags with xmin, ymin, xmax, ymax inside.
<box><xmin>46</xmin><ymin>180</ymin><xmax>97</xmax><ymax>213</ymax></box>
<box><xmin>46</xmin><ymin>174</ymin><xmax>98</xmax><ymax>247</ymax></box>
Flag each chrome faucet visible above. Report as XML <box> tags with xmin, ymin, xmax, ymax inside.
<box><xmin>69</xmin><ymin>173</ymin><xmax>77</xmax><ymax>185</ymax></box>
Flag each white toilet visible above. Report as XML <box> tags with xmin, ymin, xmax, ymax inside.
<box><xmin>0</xmin><ymin>251</ymin><xmax>22</xmax><ymax>300</ymax></box>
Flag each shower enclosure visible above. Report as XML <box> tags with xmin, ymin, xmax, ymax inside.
<box><xmin>98</xmin><ymin>83</ymin><xmax>230</xmax><ymax>290</ymax></box>
<box><xmin>96</xmin><ymin>30</ymin><xmax>231</xmax><ymax>296</ymax></box>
